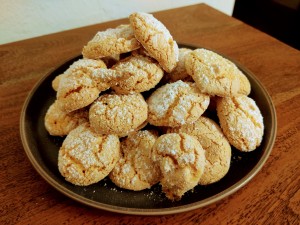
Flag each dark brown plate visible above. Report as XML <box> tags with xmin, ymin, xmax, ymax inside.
<box><xmin>20</xmin><ymin>44</ymin><xmax>277</xmax><ymax>215</ymax></box>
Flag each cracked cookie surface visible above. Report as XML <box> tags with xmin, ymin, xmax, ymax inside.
<box><xmin>56</xmin><ymin>63</ymin><xmax>129</xmax><ymax>113</ymax></box>
<box><xmin>82</xmin><ymin>24</ymin><xmax>141</xmax><ymax>59</ymax></box>
<box><xmin>111</xmin><ymin>54</ymin><xmax>163</xmax><ymax>94</ymax></box>
<box><xmin>168</xmin><ymin>116</ymin><xmax>231</xmax><ymax>185</ymax></box>
<box><xmin>185</xmin><ymin>48</ymin><xmax>251</xmax><ymax>96</ymax></box>
<box><xmin>147</xmin><ymin>80</ymin><xmax>210</xmax><ymax>127</ymax></box>
<box><xmin>58</xmin><ymin>123</ymin><xmax>120</xmax><ymax>186</ymax></box>
<box><xmin>52</xmin><ymin>58</ymin><xmax>107</xmax><ymax>91</ymax></box>
<box><xmin>109</xmin><ymin>130</ymin><xmax>161</xmax><ymax>191</ymax></box>
<box><xmin>152</xmin><ymin>133</ymin><xmax>206</xmax><ymax>200</ymax></box>
<box><xmin>129</xmin><ymin>12</ymin><xmax>179</xmax><ymax>73</ymax></box>
<box><xmin>89</xmin><ymin>93</ymin><xmax>148</xmax><ymax>137</ymax></box>
<box><xmin>217</xmin><ymin>95</ymin><xmax>264</xmax><ymax>151</ymax></box>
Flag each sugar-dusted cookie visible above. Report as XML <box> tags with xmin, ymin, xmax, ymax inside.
<box><xmin>165</xmin><ymin>48</ymin><xmax>193</xmax><ymax>83</ymax></box>
<box><xmin>58</xmin><ymin>123</ymin><xmax>120</xmax><ymax>186</ymax></box>
<box><xmin>217</xmin><ymin>95</ymin><xmax>264</xmax><ymax>151</ymax></box>
<box><xmin>44</xmin><ymin>100</ymin><xmax>88</xmax><ymax>136</ymax></box>
<box><xmin>111</xmin><ymin>54</ymin><xmax>164</xmax><ymax>94</ymax></box>
<box><xmin>129</xmin><ymin>12</ymin><xmax>179</xmax><ymax>73</ymax></box>
<box><xmin>56</xmin><ymin>69</ymin><xmax>100</xmax><ymax>112</ymax></box>
<box><xmin>147</xmin><ymin>80</ymin><xmax>210</xmax><ymax>127</ymax></box>
<box><xmin>109</xmin><ymin>130</ymin><xmax>161</xmax><ymax>191</ymax></box>
<box><xmin>185</xmin><ymin>48</ymin><xmax>251</xmax><ymax>96</ymax></box>
<box><xmin>82</xmin><ymin>24</ymin><xmax>141</xmax><ymax>59</ymax></box>
<box><xmin>168</xmin><ymin>116</ymin><xmax>231</xmax><ymax>185</ymax></box>
<box><xmin>56</xmin><ymin>65</ymin><xmax>128</xmax><ymax>113</ymax></box>
<box><xmin>152</xmin><ymin>133</ymin><xmax>206</xmax><ymax>200</ymax></box>
<box><xmin>52</xmin><ymin>58</ymin><xmax>107</xmax><ymax>91</ymax></box>
<box><xmin>89</xmin><ymin>93</ymin><xmax>148</xmax><ymax>137</ymax></box>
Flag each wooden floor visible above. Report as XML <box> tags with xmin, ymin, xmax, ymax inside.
<box><xmin>233</xmin><ymin>0</ymin><xmax>300</xmax><ymax>50</ymax></box>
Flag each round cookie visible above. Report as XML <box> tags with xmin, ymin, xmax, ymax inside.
<box><xmin>129</xmin><ymin>12</ymin><xmax>179</xmax><ymax>73</ymax></box>
<box><xmin>89</xmin><ymin>93</ymin><xmax>148</xmax><ymax>137</ymax></box>
<box><xmin>152</xmin><ymin>133</ymin><xmax>206</xmax><ymax>200</ymax></box>
<box><xmin>52</xmin><ymin>58</ymin><xmax>107</xmax><ymax>91</ymax></box>
<box><xmin>185</xmin><ymin>48</ymin><xmax>251</xmax><ymax>97</ymax></box>
<box><xmin>44</xmin><ymin>100</ymin><xmax>88</xmax><ymax>136</ymax></box>
<box><xmin>56</xmin><ymin>65</ymin><xmax>129</xmax><ymax>113</ymax></box>
<box><xmin>82</xmin><ymin>24</ymin><xmax>141</xmax><ymax>59</ymax></box>
<box><xmin>168</xmin><ymin>116</ymin><xmax>231</xmax><ymax>185</ymax></box>
<box><xmin>109</xmin><ymin>130</ymin><xmax>161</xmax><ymax>191</ymax></box>
<box><xmin>56</xmin><ymin>69</ymin><xmax>100</xmax><ymax>112</ymax></box>
<box><xmin>216</xmin><ymin>95</ymin><xmax>264</xmax><ymax>151</ymax></box>
<box><xmin>165</xmin><ymin>48</ymin><xmax>193</xmax><ymax>83</ymax></box>
<box><xmin>147</xmin><ymin>80</ymin><xmax>210</xmax><ymax>127</ymax></box>
<box><xmin>58</xmin><ymin>123</ymin><xmax>120</xmax><ymax>186</ymax></box>
<box><xmin>111</xmin><ymin>54</ymin><xmax>164</xmax><ymax>94</ymax></box>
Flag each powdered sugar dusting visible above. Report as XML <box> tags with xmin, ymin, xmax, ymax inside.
<box><xmin>148</xmin><ymin>80</ymin><xmax>189</xmax><ymax>118</ymax></box>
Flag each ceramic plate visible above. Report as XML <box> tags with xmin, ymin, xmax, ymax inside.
<box><xmin>20</xmin><ymin>44</ymin><xmax>276</xmax><ymax>215</ymax></box>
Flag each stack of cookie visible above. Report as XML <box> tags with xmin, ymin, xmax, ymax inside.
<box><xmin>44</xmin><ymin>12</ymin><xmax>264</xmax><ymax>201</ymax></box>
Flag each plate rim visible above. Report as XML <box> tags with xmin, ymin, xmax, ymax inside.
<box><xmin>20</xmin><ymin>45</ymin><xmax>277</xmax><ymax>215</ymax></box>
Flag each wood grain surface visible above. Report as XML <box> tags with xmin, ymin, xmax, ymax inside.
<box><xmin>1</xmin><ymin>3</ymin><xmax>300</xmax><ymax>224</ymax></box>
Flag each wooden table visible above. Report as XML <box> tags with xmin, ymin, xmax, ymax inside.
<box><xmin>1</xmin><ymin>3</ymin><xmax>299</xmax><ymax>224</ymax></box>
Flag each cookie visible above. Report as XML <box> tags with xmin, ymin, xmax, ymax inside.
<box><xmin>129</xmin><ymin>12</ymin><xmax>179</xmax><ymax>73</ymax></box>
<box><xmin>52</xmin><ymin>58</ymin><xmax>107</xmax><ymax>91</ymax></box>
<box><xmin>111</xmin><ymin>54</ymin><xmax>164</xmax><ymax>94</ymax></box>
<box><xmin>165</xmin><ymin>48</ymin><xmax>193</xmax><ymax>82</ymax></box>
<box><xmin>152</xmin><ymin>133</ymin><xmax>206</xmax><ymax>200</ymax></box>
<box><xmin>56</xmin><ymin>65</ymin><xmax>129</xmax><ymax>113</ymax></box>
<box><xmin>185</xmin><ymin>48</ymin><xmax>251</xmax><ymax>96</ymax></box>
<box><xmin>109</xmin><ymin>130</ymin><xmax>161</xmax><ymax>191</ymax></box>
<box><xmin>44</xmin><ymin>100</ymin><xmax>89</xmax><ymax>136</ymax></box>
<box><xmin>58</xmin><ymin>123</ymin><xmax>120</xmax><ymax>186</ymax></box>
<box><xmin>147</xmin><ymin>80</ymin><xmax>210</xmax><ymax>127</ymax></box>
<box><xmin>82</xmin><ymin>24</ymin><xmax>141</xmax><ymax>59</ymax></box>
<box><xmin>56</xmin><ymin>69</ymin><xmax>100</xmax><ymax>112</ymax></box>
<box><xmin>236</xmin><ymin>68</ymin><xmax>251</xmax><ymax>96</ymax></box>
<box><xmin>216</xmin><ymin>95</ymin><xmax>264</xmax><ymax>151</ymax></box>
<box><xmin>89</xmin><ymin>93</ymin><xmax>148</xmax><ymax>137</ymax></box>
<box><xmin>52</xmin><ymin>74</ymin><xmax>63</xmax><ymax>92</ymax></box>
<box><xmin>168</xmin><ymin>116</ymin><xmax>231</xmax><ymax>185</ymax></box>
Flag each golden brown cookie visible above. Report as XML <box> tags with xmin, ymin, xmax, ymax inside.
<box><xmin>82</xmin><ymin>24</ymin><xmax>141</xmax><ymax>59</ymax></box>
<box><xmin>56</xmin><ymin>65</ymin><xmax>129</xmax><ymax>113</ymax></box>
<box><xmin>44</xmin><ymin>100</ymin><xmax>88</xmax><ymax>136</ymax></box>
<box><xmin>89</xmin><ymin>93</ymin><xmax>148</xmax><ymax>137</ymax></box>
<box><xmin>111</xmin><ymin>54</ymin><xmax>164</xmax><ymax>94</ymax></box>
<box><xmin>52</xmin><ymin>58</ymin><xmax>107</xmax><ymax>91</ymax></box>
<box><xmin>109</xmin><ymin>130</ymin><xmax>161</xmax><ymax>191</ymax></box>
<box><xmin>152</xmin><ymin>133</ymin><xmax>206</xmax><ymax>200</ymax></box>
<box><xmin>58</xmin><ymin>123</ymin><xmax>120</xmax><ymax>186</ymax></box>
<box><xmin>165</xmin><ymin>48</ymin><xmax>193</xmax><ymax>82</ymax></box>
<box><xmin>147</xmin><ymin>80</ymin><xmax>210</xmax><ymax>127</ymax></box>
<box><xmin>129</xmin><ymin>12</ymin><xmax>179</xmax><ymax>73</ymax></box>
<box><xmin>185</xmin><ymin>48</ymin><xmax>251</xmax><ymax>96</ymax></box>
<box><xmin>216</xmin><ymin>95</ymin><xmax>264</xmax><ymax>151</ymax></box>
<box><xmin>168</xmin><ymin>116</ymin><xmax>231</xmax><ymax>185</ymax></box>
<box><xmin>56</xmin><ymin>69</ymin><xmax>100</xmax><ymax>112</ymax></box>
